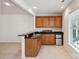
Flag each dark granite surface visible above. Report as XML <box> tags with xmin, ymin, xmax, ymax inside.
<box><xmin>18</xmin><ymin>32</ymin><xmax>63</xmax><ymax>36</ymax></box>
<box><xmin>18</xmin><ymin>31</ymin><xmax>63</xmax><ymax>38</ymax></box>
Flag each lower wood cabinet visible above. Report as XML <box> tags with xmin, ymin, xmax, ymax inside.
<box><xmin>25</xmin><ymin>38</ymin><xmax>41</xmax><ymax>57</ymax></box>
<box><xmin>41</xmin><ymin>34</ymin><xmax>56</xmax><ymax>45</ymax></box>
<box><xmin>25</xmin><ymin>33</ymin><xmax>63</xmax><ymax>57</ymax></box>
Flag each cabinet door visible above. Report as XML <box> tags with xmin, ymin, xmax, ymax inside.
<box><xmin>49</xmin><ymin>34</ymin><xmax>56</xmax><ymax>45</ymax></box>
<box><xmin>36</xmin><ymin>16</ymin><xmax>62</xmax><ymax>28</ymax></box>
<box><xmin>41</xmin><ymin>35</ymin><xmax>47</xmax><ymax>44</ymax></box>
<box><xmin>43</xmin><ymin>17</ymin><xmax>49</xmax><ymax>27</ymax></box>
<box><xmin>41</xmin><ymin>34</ymin><xmax>55</xmax><ymax>45</ymax></box>
<box><xmin>36</xmin><ymin>17</ymin><xmax>43</xmax><ymax>27</ymax></box>
<box><xmin>49</xmin><ymin>16</ymin><xmax>55</xmax><ymax>27</ymax></box>
<box><xmin>55</xmin><ymin>16</ymin><xmax>62</xmax><ymax>28</ymax></box>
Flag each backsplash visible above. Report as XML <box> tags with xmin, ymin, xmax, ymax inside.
<box><xmin>34</xmin><ymin>28</ymin><xmax>62</xmax><ymax>32</ymax></box>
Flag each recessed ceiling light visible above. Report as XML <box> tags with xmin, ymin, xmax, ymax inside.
<box><xmin>4</xmin><ymin>2</ymin><xmax>11</xmax><ymax>6</ymax></box>
<box><xmin>61</xmin><ymin>6</ymin><xmax>64</xmax><ymax>9</ymax></box>
<box><xmin>33</xmin><ymin>6</ymin><xmax>37</xmax><ymax>9</ymax></box>
<box><xmin>60</xmin><ymin>0</ymin><xmax>64</xmax><ymax>2</ymax></box>
<box><xmin>14</xmin><ymin>0</ymin><xmax>18</xmax><ymax>1</ymax></box>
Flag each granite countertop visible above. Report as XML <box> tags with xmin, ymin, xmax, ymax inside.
<box><xmin>18</xmin><ymin>31</ymin><xmax>63</xmax><ymax>39</ymax></box>
<box><xmin>18</xmin><ymin>31</ymin><xmax>63</xmax><ymax>36</ymax></box>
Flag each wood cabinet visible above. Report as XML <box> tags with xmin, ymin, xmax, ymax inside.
<box><xmin>43</xmin><ymin>17</ymin><xmax>49</xmax><ymax>27</ymax></box>
<box><xmin>55</xmin><ymin>16</ymin><xmax>62</xmax><ymax>28</ymax></box>
<box><xmin>36</xmin><ymin>17</ymin><xmax>43</xmax><ymax>27</ymax></box>
<box><xmin>41</xmin><ymin>34</ymin><xmax>56</xmax><ymax>45</ymax></box>
<box><xmin>36</xmin><ymin>16</ymin><xmax>62</xmax><ymax>28</ymax></box>
<box><xmin>25</xmin><ymin>33</ymin><xmax>63</xmax><ymax>57</ymax></box>
<box><xmin>49</xmin><ymin>16</ymin><xmax>55</xmax><ymax>27</ymax></box>
<box><xmin>25</xmin><ymin>38</ymin><xmax>41</xmax><ymax>57</ymax></box>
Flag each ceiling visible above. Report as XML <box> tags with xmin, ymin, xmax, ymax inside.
<box><xmin>0</xmin><ymin>0</ymin><xmax>30</xmax><ymax>15</ymax></box>
<box><xmin>24</xmin><ymin>0</ymin><xmax>72</xmax><ymax>15</ymax></box>
<box><xmin>0</xmin><ymin>0</ymin><xmax>72</xmax><ymax>15</ymax></box>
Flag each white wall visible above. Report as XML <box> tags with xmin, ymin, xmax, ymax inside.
<box><xmin>63</xmin><ymin>0</ymin><xmax>79</xmax><ymax>59</ymax></box>
<box><xmin>0</xmin><ymin>14</ymin><xmax>34</xmax><ymax>42</ymax></box>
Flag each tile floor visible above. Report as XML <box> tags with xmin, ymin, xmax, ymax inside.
<box><xmin>25</xmin><ymin>46</ymin><xmax>73</xmax><ymax>59</ymax></box>
<box><xmin>0</xmin><ymin>43</ymin><xmax>21</xmax><ymax>59</ymax></box>
<box><xmin>0</xmin><ymin>43</ymin><xmax>73</xmax><ymax>59</ymax></box>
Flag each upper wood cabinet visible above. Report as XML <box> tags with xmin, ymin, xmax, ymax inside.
<box><xmin>49</xmin><ymin>16</ymin><xmax>55</xmax><ymax>27</ymax></box>
<box><xmin>42</xmin><ymin>17</ymin><xmax>49</xmax><ymax>27</ymax></box>
<box><xmin>36</xmin><ymin>17</ymin><xmax>43</xmax><ymax>27</ymax></box>
<box><xmin>55</xmin><ymin>16</ymin><xmax>62</xmax><ymax>28</ymax></box>
<box><xmin>36</xmin><ymin>16</ymin><xmax>62</xmax><ymax>28</ymax></box>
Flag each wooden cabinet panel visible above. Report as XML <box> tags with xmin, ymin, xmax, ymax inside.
<box><xmin>36</xmin><ymin>17</ymin><xmax>43</xmax><ymax>27</ymax></box>
<box><xmin>41</xmin><ymin>35</ymin><xmax>48</xmax><ymax>44</ymax></box>
<box><xmin>47</xmin><ymin>34</ymin><xmax>55</xmax><ymax>45</ymax></box>
<box><xmin>36</xmin><ymin>16</ymin><xmax>62</xmax><ymax>28</ymax></box>
<box><xmin>49</xmin><ymin>16</ymin><xmax>55</xmax><ymax>27</ymax></box>
<box><xmin>41</xmin><ymin>34</ymin><xmax>55</xmax><ymax>45</ymax></box>
<box><xmin>55</xmin><ymin>16</ymin><xmax>62</xmax><ymax>28</ymax></box>
<box><xmin>25</xmin><ymin>38</ymin><xmax>41</xmax><ymax>57</ymax></box>
<box><xmin>43</xmin><ymin>17</ymin><xmax>49</xmax><ymax>27</ymax></box>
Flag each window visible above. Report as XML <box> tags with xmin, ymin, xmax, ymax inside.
<box><xmin>69</xmin><ymin>8</ymin><xmax>79</xmax><ymax>49</ymax></box>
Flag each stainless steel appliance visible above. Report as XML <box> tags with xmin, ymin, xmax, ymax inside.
<box><xmin>56</xmin><ymin>34</ymin><xmax>62</xmax><ymax>46</ymax></box>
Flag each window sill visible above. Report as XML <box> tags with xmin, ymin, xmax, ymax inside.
<box><xmin>68</xmin><ymin>43</ymin><xmax>79</xmax><ymax>53</ymax></box>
